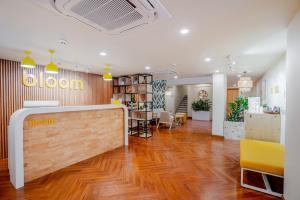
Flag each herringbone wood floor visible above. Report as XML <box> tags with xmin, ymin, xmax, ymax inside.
<box><xmin>0</xmin><ymin>120</ymin><xmax>280</xmax><ymax>200</ymax></box>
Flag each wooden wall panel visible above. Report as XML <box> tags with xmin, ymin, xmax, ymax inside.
<box><xmin>226</xmin><ymin>88</ymin><xmax>239</xmax><ymax>115</ymax></box>
<box><xmin>23</xmin><ymin>109</ymin><xmax>124</xmax><ymax>182</ymax></box>
<box><xmin>0</xmin><ymin>59</ymin><xmax>113</xmax><ymax>159</ymax></box>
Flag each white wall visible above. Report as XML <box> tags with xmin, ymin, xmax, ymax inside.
<box><xmin>253</xmin><ymin>55</ymin><xmax>286</xmax><ymax>107</ymax></box>
<box><xmin>165</xmin><ymin>85</ymin><xmax>188</xmax><ymax>114</ymax></box>
<box><xmin>253</xmin><ymin>55</ymin><xmax>286</xmax><ymax>143</ymax></box>
<box><xmin>167</xmin><ymin>76</ymin><xmax>212</xmax><ymax>87</ymax></box>
<box><xmin>187</xmin><ymin>84</ymin><xmax>212</xmax><ymax>117</ymax></box>
<box><xmin>165</xmin><ymin>86</ymin><xmax>176</xmax><ymax>113</ymax></box>
<box><xmin>212</xmin><ymin>73</ymin><xmax>227</xmax><ymax>136</ymax></box>
<box><xmin>285</xmin><ymin>10</ymin><xmax>300</xmax><ymax>200</ymax></box>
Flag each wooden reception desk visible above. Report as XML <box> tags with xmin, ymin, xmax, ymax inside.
<box><xmin>8</xmin><ymin>104</ymin><xmax>128</xmax><ymax>189</ymax></box>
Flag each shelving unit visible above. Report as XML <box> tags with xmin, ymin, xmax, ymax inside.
<box><xmin>113</xmin><ymin>74</ymin><xmax>153</xmax><ymax>138</ymax></box>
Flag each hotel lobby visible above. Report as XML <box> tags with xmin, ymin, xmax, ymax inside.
<box><xmin>1</xmin><ymin>0</ymin><xmax>300</xmax><ymax>199</ymax></box>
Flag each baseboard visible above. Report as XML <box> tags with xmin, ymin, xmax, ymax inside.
<box><xmin>211</xmin><ymin>134</ymin><xmax>224</xmax><ymax>139</ymax></box>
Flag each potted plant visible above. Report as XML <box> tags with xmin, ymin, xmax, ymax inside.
<box><xmin>224</xmin><ymin>96</ymin><xmax>248</xmax><ymax>140</ymax></box>
<box><xmin>192</xmin><ymin>99</ymin><xmax>212</xmax><ymax>121</ymax></box>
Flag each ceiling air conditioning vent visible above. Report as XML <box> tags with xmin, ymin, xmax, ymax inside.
<box><xmin>52</xmin><ymin>0</ymin><xmax>171</xmax><ymax>34</ymax></box>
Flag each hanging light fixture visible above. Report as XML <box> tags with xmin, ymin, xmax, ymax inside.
<box><xmin>238</xmin><ymin>71</ymin><xmax>253</xmax><ymax>92</ymax></box>
<box><xmin>21</xmin><ymin>50</ymin><xmax>36</xmax><ymax>68</ymax></box>
<box><xmin>45</xmin><ymin>49</ymin><xmax>59</xmax><ymax>74</ymax></box>
<box><xmin>103</xmin><ymin>64</ymin><xmax>112</xmax><ymax>81</ymax></box>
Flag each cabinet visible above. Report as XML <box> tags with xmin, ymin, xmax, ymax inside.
<box><xmin>245</xmin><ymin>112</ymin><xmax>281</xmax><ymax>143</ymax></box>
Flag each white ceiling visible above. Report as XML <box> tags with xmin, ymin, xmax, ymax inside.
<box><xmin>0</xmin><ymin>0</ymin><xmax>299</xmax><ymax>81</ymax></box>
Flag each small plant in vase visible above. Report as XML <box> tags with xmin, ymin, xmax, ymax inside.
<box><xmin>224</xmin><ymin>96</ymin><xmax>248</xmax><ymax>140</ymax></box>
<box><xmin>227</xmin><ymin>96</ymin><xmax>248</xmax><ymax>122</ymax></box>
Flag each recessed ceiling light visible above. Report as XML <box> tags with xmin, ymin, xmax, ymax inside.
<box><xmin>180</xmin><ymin>28</ymin><xmax>190</xmax><ymax>35</ymax></box>
<box><xmin>205</xmin><ymin>57</ymin><xmax>211</xmax><ymax>62</ymax></box>
<box><xmin>145</xmin><ymin>66</ymin><xmax>151</xmax><ymax>70</ymax></box>
<box><xmin>232</xmin><ymin>61</ymin><xmax>236</xmax><ymax>65</ymax></box>
<box><xmin>237</xmin><ymin>74</ymin><xmax>242</xmax><ymax>78</ymax></box>
<box><xmin>174</xmin><ymin>75</ymin><xmax>178</xmax><ymax>79</ymax></box>
<box><xmin>215</xmin><ymin>70</ymin><xmax>220</xmax><ymax>73</ymax></box>
<box><xmin>99</xmin><ymin>51</ymin><xmax>107</xmax><ymax>56</ymax></box>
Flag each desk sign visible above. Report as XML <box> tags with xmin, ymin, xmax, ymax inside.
<box><xmin>27</xmin><ymin>119</ymin><xmax>56</xmax><ymax>127</ymax></box>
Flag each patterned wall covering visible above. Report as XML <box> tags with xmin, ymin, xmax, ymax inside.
<box><xmin>153</xmin><ymin>80</ymin><xmax>167</xmax><ymax>109</ymax></box>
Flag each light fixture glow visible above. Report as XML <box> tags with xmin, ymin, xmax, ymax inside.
<box><xmin>174</xmin><ymin>75</ymin><xmax>178</xmax><ymax>79</ymax></box>
<box><xmin>215</xmin><ymin>70</ymin><xmax>220</xmax><ymax>73</ymax></box>
<box><xmin>21</xmin><ymin>50</ymin><xmax>36</xmax><ymax>68</ymax></box>
<box><xmin>99</xmin><ymin>51</ymin><xmax>107</xmax><ymax>56</ymax></box>
<box><xmin>45</xmin><ymin>49</ymin><xmax>59</xmax><ymax>74</ymax></box>
<box><xmin>103</xmin><ymin>64</ymin><xmax>112</xmax><ymax>81</ymax></box>
<box><xmin>238</xmin><ymin>77</ymin><xmax>253</xmax><ymax>92</ymax></box>
<box><xmin>180</xmin><ymin>28</ymin><xmax>190</xmax><ymax>35</ymax></box>
<box><xmin>205</xmin><ymin>57</ymin><xmax>211</xmax><ymax>62</ymax></box>
<box><xmin>145</xmin><ymin>66</ymin><xmax>151</xmax><ymax>70</ymax></box>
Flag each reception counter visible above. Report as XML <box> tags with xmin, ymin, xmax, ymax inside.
<box><xmin>8</xmin><ymin>104</ymin><xmax>128</xmax><ymax>189</ymax></box>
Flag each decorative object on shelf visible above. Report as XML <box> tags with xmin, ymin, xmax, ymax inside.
<box><xmin>113</xmin><ymin>99</ymin><xmax>120</xmax><ymax>105</ymax></box>
<box><xmin>191</xmin><ymin>99</ymin><xmax>212</xmax><ymax>121</ymax></box>
<box><xmin>45</xmin><ymin>49</ymin><xmax>59</xmax><ymax>74</ymax></box>
<box><xmin>272</xmin><ymin>106</ymin><xmax>280</xmax><ymax>114</ymax></box>
<box><xmin>21</xmin><ymin>50</ymin><xmax>36</xmax><ymax>68</ymax></box>
<box><xmin>263</xmin><ymin>106</ymin><xmax>281</xmax><ymax>114</ymax></box>
<box><xmin>238</xmin><ymin>71</ymin><xmax>253</xmax><ymax>92</ymax></box>
<box><xmin>103</xmin><ymin>64</ymin><xmax>112</xmax><ymax>81</ymax></box>
<box><xmin>113</xmin><ymin>74</ymin><xmax>153</xmax><ymax>138</ymax></box>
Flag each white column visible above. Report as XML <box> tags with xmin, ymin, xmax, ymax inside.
<box><xmin>212</xmin><ymin>73</ymin><xmax>227</xmax><ymax>136</ymax></box>
<box><xmin>285</xmin><ymin>10</ymin><xmax>300</xmax><ymax>200</ymax></box>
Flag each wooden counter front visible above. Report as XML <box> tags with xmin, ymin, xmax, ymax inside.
<box><xmin>23</xmin><ymin>109</ymin><xmax>124</xmax><ymax>182</ymax></box>
<box><xmin>8</xmin><ymin>105</ymin><xmax>128</xmax><ymax>189</ymax></box>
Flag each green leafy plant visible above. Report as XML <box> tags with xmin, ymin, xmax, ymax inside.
<box><xmin>227</xmin><ymin>96</ymin><xmax>248</xmax><ymax>122</ymax></box>
<box><xmin>192</xmin><ymin>99</ymin><xmax>212</xmax><ymax>111</ymax></box>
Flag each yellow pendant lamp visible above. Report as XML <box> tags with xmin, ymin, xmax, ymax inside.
<box><xmin>45</xmin><ymin>49</ymin><xmax>59</xmax><ymax>74</ymax></box>
<box><xmin>103</xmin><ymin>64</ymin><xmax>112</xmax><ymax>81</ymax></box>
<box><xmin>21</xmin><ymin>50</ymin><xmax>36</xmax><ymax>68</ymax></box>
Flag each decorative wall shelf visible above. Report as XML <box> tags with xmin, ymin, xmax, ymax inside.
<box><xmin>113</xmin><ymin>74</ymin><xmax>153</xmax><ymax>138</ymax></box>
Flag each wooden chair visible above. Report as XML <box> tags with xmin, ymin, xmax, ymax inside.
<box><xmin>156</xmin><ymin>111</ymin><xmax>174</xmax><ymax>130</ymax></box>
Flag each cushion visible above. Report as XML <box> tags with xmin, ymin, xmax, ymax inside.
<box><xmin>240</xmin><ymin>139</ymin><xmax>285</xmax><ymax>176</ymax></box>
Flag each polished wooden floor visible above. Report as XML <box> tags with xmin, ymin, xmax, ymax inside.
<box><xmin>0</xmin><ymin>120</ymin><xmax>280</xmax><ymax>200</ymax></box>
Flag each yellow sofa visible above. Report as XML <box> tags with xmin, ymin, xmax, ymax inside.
<box><xmin>240</xmin><ymin>139</ymin><xmax>285</xmax><ymax>197</ymax></box>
